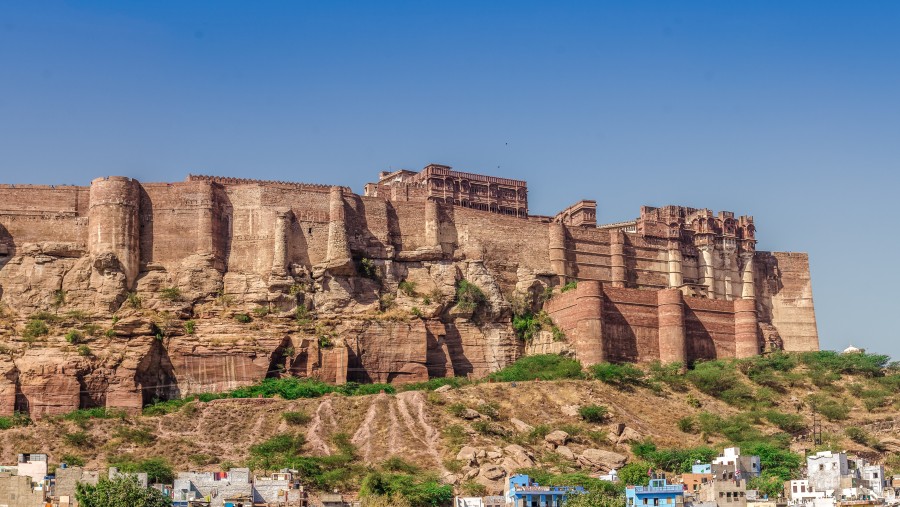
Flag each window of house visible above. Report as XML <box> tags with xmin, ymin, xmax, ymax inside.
<box><xmin>643</xmin><ymin>499</ymin><xmax>648</xmax><ymax>505</ymax></box>
<box><xmin>793</xmin><ymin>486</ymin><xmax>798</xmax><ymax>493</ymax></box>
<box><xmin>654</xmin><ymin>498</ymin><xmax>659</xmax><ymax>506</ymax></box>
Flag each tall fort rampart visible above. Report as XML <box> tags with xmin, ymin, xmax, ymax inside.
<box><xmin>0</xmin><ymin>165</ymin><xmax>818</xmax><ymax>417</ymax></box>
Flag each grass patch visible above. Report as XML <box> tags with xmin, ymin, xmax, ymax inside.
<box><xmin>488</xmin><ymin>354</ymin><xmax>584</xmax><ymax>382</ymax></box>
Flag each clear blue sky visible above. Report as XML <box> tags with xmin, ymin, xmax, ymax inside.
<box><xmin>1</xmin><ymin>1</ymin><xmax>898</xmax><ymax>359</ymax></box>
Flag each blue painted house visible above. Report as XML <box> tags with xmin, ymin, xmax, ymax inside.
<box><xmin>505</xmin><ymin>474</ymin><xmax>585</xmax><ymax>507</ymax></box>
<box><xmin>626</xmin><ymin>478</ymin><xmax>685</xmax><ymax>507</ymax></box>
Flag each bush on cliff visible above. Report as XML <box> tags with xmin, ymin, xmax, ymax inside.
<box><xmin>488</xmin><ymin>354</ymin><xmax>584</xmax><ymax>382</ymax></box>
<box><xmin>455</xmin><ymin>280</ymin><xmax>486</xmax><ymax>313</ymax></box>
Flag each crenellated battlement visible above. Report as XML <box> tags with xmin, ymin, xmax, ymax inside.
<box><xmin>186</xmin><ymin>174</ymin><xmax>350</xmax><ymax>193</ymax></box>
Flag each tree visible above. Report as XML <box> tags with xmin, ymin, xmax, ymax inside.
<box><xmin>75</xmin><ymin>476</ymin><xmax>171</xmax><ymax>507</ymax></box>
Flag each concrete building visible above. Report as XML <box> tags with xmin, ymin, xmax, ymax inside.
<box><xmin>252</xmin><ymin>471</ymin><xmax>306</xmax><ymax>505</ymax></box>
<box><xmin>0</xmin><ymin>471</ymin><xmax>46</xmax><ymax>507</ymax></box>
<box><xmin>53</xmin><ymin>466</ymin><xmax>101</xmax><ymax>507</ymax></box>
<box><xmin>683</xmin><ymin>473</ymin><xmax>714</xmax><ymax>495</ymax></box>
<box><xmin>714</xmin><ymin>448</ymin><xmax>761</xmax><ymax>479</ymax></box>
<box><xmin>807</xmin><ymin>452</ymin><xmax>849</xmax><ymax>494</ymax></box>
<box><xmin>697</xmin><ymin>479</ymin><xmax>748</xmax><ymax>507</ymax></box>
<box><xmin>506</xmin><ymin>474</ymin><xmax>585</xmax><ymax>507</ymax></box>
<box><xmin>786</xmin><ymin>479</ymin><xmax>826</xmax><ymax>505</ymax></box>
<box><xmin>858</xmin><ymin>464</ymin><xmax>886</xmax><ymax>498</ymax></box>
<box><xmin>627</xmin><ymin>478</ymin><xmax>685</xmax><ymax>507</ymax></box>
<box><xmin>172</xmin><ymin>468</ymin><xmax>252</xmax><ymax>507</ymax></box>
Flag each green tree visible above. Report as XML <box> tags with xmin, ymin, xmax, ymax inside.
<box><xmin>75</xmin><ymin>475</ymin><xmax>171</xmax><ymax>507</ymax></box>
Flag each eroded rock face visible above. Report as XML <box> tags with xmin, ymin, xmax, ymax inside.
<box><xmin>0</xmin><ymin>242</ymin><xmax>538</xmax><ymax>418</ymax></box>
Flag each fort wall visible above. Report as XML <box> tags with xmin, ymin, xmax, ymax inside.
<box><xmin>0</xmin><ymin>171</ymin><xmax>818</xmax><ymax>371</ymax></box>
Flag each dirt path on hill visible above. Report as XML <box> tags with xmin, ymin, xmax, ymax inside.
<box><xmin>396</xmin><ymin>391</ymin><xmax>444</xmax><ymax>469</ymax></box>
<box><xmin>307</xmin><ymin>397</ymin><xmax>337</xmax><ymax>455</ymax></box>
<box><xmin>352</xmin><ymin>392</ymin><xmax>388</xmax><ymax>462</ymax></box>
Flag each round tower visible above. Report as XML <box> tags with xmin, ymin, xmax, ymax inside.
<box><xmin>609</xmin><ymin>230</ymin><xmax>626</xmax><ymax>288</ymax></box>
<box><xmin>574</xmin><ymin>280</ymin><xmax>606</xmax><ymax>365</ymax></box>
<box><xmin>548</xmin><ymin>222</ymin><xmax>568</xmax><ymax>283</ymax></box>
<box><xmin>88</xmin><ymin>177</ymin><xmax>141</xmax><ymax>289</ymax></box>
<box><xmin>734</xmin><ymin>298</ymin><xmax>760</xmax><ymax>358</ymax></box>
<box><xmin>326</xmin><ymin>186</ymin><xmax>350</xmax><ymax>262</ymax></box>
<box><xmin>657</xmin><ymin>288</ymin><xmax>686</xmax><ymax>364</ymax></box>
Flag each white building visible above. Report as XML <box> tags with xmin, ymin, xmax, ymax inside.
<box><xmin>859</xmin><ymin>464</ymin><xmax>887</xmax><ymax>497</ymax></box>
<box><xmin>806</xmin><ymin>451</ymin><xmax>848</xmax><ymax>494</ymax></box>
<box><xmin>713</xmin><ymin>448</ymin><xmax>761</xmax><ymax>479</ymax></box>
<box><xmin>787</xmin><ymin>480</ymin><xmax>825</xmax><ymax>505</ymax></box>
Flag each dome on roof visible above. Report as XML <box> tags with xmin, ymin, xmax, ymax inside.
<box><xmin>842</xmin><ymin>345</ymin><xmax>863</xmax><ymax>354</ymax></box>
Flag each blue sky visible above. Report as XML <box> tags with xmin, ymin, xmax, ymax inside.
<box><xmin>1</xmin><ymin>1</ymin><xmax>898</xmax><ymax>359</ymax></box>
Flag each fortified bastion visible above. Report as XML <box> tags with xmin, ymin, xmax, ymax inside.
<box><xmin>0</xmin><ymin>164</ymin><xmax>817</xmax><ymax>417</ymax></box>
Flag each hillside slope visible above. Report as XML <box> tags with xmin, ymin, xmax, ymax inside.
<box><xmin>0</xmin><ymin>352</ymin><xmax>897</xmax><ymax>501</ymax></box>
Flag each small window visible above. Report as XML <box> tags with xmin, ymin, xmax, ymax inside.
<box><xmin>643</xmin><ymin>499</ymin><xmax>648</xmax><ymax>505</ymax></box>
<box><xmin>793</xmin><ymin>486</ymin><xmax>797</xmax><ymax>493</ymax></box>
<box><xmin>819</xmin><ymin>464</ymin><xmax>825</xmax><ymax>471</ymax></box>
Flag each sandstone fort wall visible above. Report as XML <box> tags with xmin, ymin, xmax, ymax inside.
<box><xmin>0</xmin><ymin>170</ymin><xmax>820</xmax><ymax>416</ymax></box>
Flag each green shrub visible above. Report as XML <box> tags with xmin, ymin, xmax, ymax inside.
<box><xmin>61</xmin><ymin>407</ymin><xmax>126</xmax><ymax>427</ymax></box>
<box><xmin>591</xmin><ymin>362</ymin><xmax>645</xmax><ymax>386</ymax></box>
<box><xmin>471</xmin><ymin>421</ymin><xmax>508</xmax><ymax>437</ymax></box>
<box><xmin>184</xmin><ymin>320</ymin><xmax>196</xmax><ymax>335</ymax></box>
<box><xmin>579</xmin><ymin>404</ymin><xmax>608</xmax><ymax>423</ymax></box>
<box><xmin>358</xmin><ymin>257</ymin><xmax>378</xmax><ymax>279</ymax></box>
<box><xmin>647</xmin><ymin>361</ymin><xmax>687</xmax><ymax>391</ymax></box>
<box><xmin>398</xmin><ymin>377</ymin><xmax>468</xmax><ymax>392</ymax></box>
<box><xmin>77</xmin><ymin>345</ymin><xmax>92</xmax><ymax>357</ymax></box>
<box><xmin>411</xmin><ymin>307</ymin><xmax>423</xmax><ymax>318</ymax></box>
<box><xmin>75</xmin><ymin>476</ymin><xmax>171</xmax><ymax>507</ymax></box>
<box><xmin>252</xmin><ymin>306</ymin><xmax>271</xmax><ymax>317</ymax></box>
<box><xmin>295</xmin><ymin>305</ymin><xmax>312</xmax><ymax>326</ymax></box>
<box><xmin>160</xmin><ymin>287</ymin><xmax>182</xmax><ymax>301</ymax></box>
<box><xmin>460</xmin><ymin>481</ymin><xmax>488</xmax><ymax>497</ymax></box>
<box><xmin>477</xmin><ymin>402</ymin><xmax>501</xmax><ymax>421</ymax></box>
<box><xmin>359</xmin><ymin>470</ymin><xmax>453</xmax><ymax>507</ymax></box>
<box><xmin>630</xmin><ymin>442</ymin><xmax>717</xmax><ymax>474</ymax></box>
<box><xmin>799</xmin><ymin>350</ymin><xmax>890</xmax><ymax>377</ymax></box>
<box><xmin>22</xmin><ymin>319</ymin><xmax>49</xmax><ymax>339</ymax></box>
<box><xmin>61</xmin><ymin>454</ymin><xmax>85</xmax><ymax>467</ymax></box>
<box><xmin>398</xmin><ymin>281</ymin><xmax>417</xmax><ymax>296</ymax></box>
<box><xmin>447</xmin><ymin>403</ymin><xmax>468</xmax><ymax>418</ymax></box>
<box><xmin>0</xmin><ymin>412</ymin><xmax>31</xmax><ymax>430</ymax></box>
<box><xmin>455</xmin><ymin>280</ymin><xmax>486</xmax><ymax>312</ymax></box>
<box><xmin>763</xmin><ymin>411</ymin><xmax>807</xmax><ymax>433</ymax></box>
<box><xmin>234</xmin><ymin>313</ymin><xmax>252</xmax><ymax>323</ymax></box>
<box><xmin>488</xmin><ymin>354</ymin><xmax>584</xmax><ymax>382</ymax></box>
<box><xmin>677</xmin><ymin>416</ymin><xmax>696</xmax><ymax>433</ymax></box>
<box><xmin>109</xmin><ymin>456</ymin><xmax>174</xmax><ymax>484</ymax></box>
<box><xmin>144</xmin><ymin>377</ymin><xmax>396</xmax><ymax>416</ymax></box>
<box><xmin>64</xmin><ymin>431</ymin><xmax>92</xmax><ymax>448</ymax></box>
<box><xmin>283</xmin><ymin>411</ymin><xmax>311</xmax><ymax>425</ymax></box>
<box><xmin>382</xmin><ymin>456</ymin><xmax>419</xmax><ymax>474</ymax></box>
<box><xmin>740</xmin><ymin>442</ymin><xmax>802</xmax><ymax>481</ymax></box>
<box><xmin>125</xmin><ymin>292</ymin><xmax>142</xmax><ymax>309</ymax></box>
<box><xmin>807</xmin><ymin>394</ymin><xmax>850</xmax><ymax>421</ymax></box>
<box><xmin>845</xmin><ymin>427</ymin><xmax>866</xmax><ymax>445</ymax></box>
<box><xmin>65</xmin><ymin>330</ymin><xmax>83</xmax><ymax>344</ymax></box>
<box><xmin>749</xmin><ymin>475</ymin><xmax>786</xmax><ymax>499</ymax></box>
<box><xmin>687</xmin><ymin>360</ymin><xmax>756</xmax><ymax>407</ymax></box>
<box><xmin>617</xmin><ymin>461</ymin><xmax>652</xmax><ymax>487</ymax></box>
<box><xmin>115</xmin><ymin>426</ymin><xmax>157</xmax><ymax>446</ymax></box>
<box><xmin>560</xmin><ymin>281</ymin><xmax>578</xmax><ymax>292</ymax></box>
